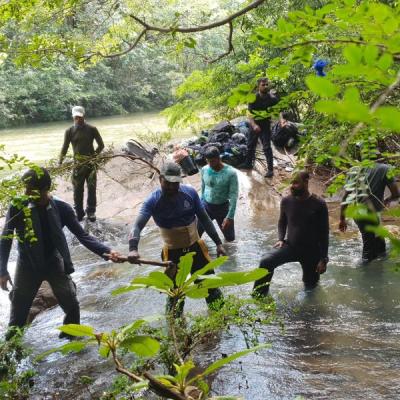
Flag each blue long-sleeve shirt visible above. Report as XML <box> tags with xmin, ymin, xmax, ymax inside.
<box><xmin>201</xmin><ymin>164</ymin><xmax>239</xmax><ymax>219</ymax></box>
<box><xmin>0</xmin><ymin>197</ymin><xmax>110</xmax><ymax>276</ymax></box>
<box><xmin>129</xmin><ymin>185</ymin><xmax>222</xmax><ymax>251</ymax></box>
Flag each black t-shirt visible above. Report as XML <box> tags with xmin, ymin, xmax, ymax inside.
<box><xmin>278</xmin><ymin>194</ymin><xmax>329</xmax><ymax>257</ymax></box>
<box><xmin>248</xmin><ymin>91</ymin><xmax>280</xmax><ymax>128</ymax></box>
<box><xmin>37</xmin><ymin>206</ymin><xmax>55</xmax><ymax>258</ymax></box>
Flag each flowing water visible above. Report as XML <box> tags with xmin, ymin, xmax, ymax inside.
<box><xmin>1</xmin><ymin>117</ymin><xmax>399</xmax><ymax>399</ymax></box>
<box><xmin>0</xmin><ymin>111</ymin><xmax>176</xmax><ymax>162</ymax></box>
<box><xmin>0</xmin><ymin>172</ymin><xmax>399</xmax><ymax>399</ymax></box>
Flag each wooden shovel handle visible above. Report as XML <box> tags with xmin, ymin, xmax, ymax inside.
<box><xmin>103</xmin><ymin>254</ymin><xmax>172</xmax><ymax>268</ymax></box>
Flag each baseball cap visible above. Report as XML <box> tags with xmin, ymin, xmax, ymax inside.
<box><xmin>72</xmin><ymin>106</ymin><xmax>85</xmax><ymax>117</ymax></box>
<box><xmin>160</xmin><ymin>162</ymin><xmax>182</xmax><ymax>183</ymax></box>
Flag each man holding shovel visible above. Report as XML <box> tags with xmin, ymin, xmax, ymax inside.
<box><xmin>0</xmin><ymin>167</ymin><xmax>120</xmax><ymax>339</ymax></box>
<box><xmin>127</xmin><ymin>162</ymin><xmax>226</xmax><ymax>312</ymax></box>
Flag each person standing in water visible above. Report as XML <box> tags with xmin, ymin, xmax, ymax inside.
<box><xmin>59</xmin><ymin>106</ymin><xmax>104</xmax><ymax>222</ymax></box>
<box><xmin>198</xmin><ymin>146</ymin><xmax>238</xmax><ymax>242</ymax></box>
<box><xmin>253</xmin><ymin>171</ymin><xmax>329</xmax><ymax>297</ymax></box>
<box><xmin>241</xmin><ymin>77</ymin><xmax>280</xmax><ymax>178</ymax></box>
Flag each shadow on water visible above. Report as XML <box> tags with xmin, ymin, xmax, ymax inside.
<box><xmin>0</xmin><ymin>173</ymin><xmax>399</xmax><ymax>399</ymax></box>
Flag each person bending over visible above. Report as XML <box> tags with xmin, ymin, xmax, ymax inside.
<box><xmin>128</xmin><ymin>162</ymin><xmax>226</xmax><ymax>314</ymax></box>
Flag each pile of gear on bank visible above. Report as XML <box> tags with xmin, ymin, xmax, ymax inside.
<box><xmin>124</xmin><ymin>112</ymin><xmax>303</xmax><ymax>177</ymax></box>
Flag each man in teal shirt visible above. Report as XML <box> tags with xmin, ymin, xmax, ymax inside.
<box><xmin>198</xmin><ymin>146</ymin><xmax>239</xmax><ymax>241</ymax></box>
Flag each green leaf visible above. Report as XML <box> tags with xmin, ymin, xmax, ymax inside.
<box><xmin>99</xmin><ymin>345</ymin><xmax>111</xmax><ymax>358</ymax></box>
<box><xmin>37</xmin><ymin>341</ymin><xmax>88</xmax><ymax>361</ymax></box>
<box><xmin>305</xmin><ymin>76</ymin><xmax>339</xmax><ymax>98</ymax></box>
<box><xmin>120</xmin><ymin>335</ymin><xmax>160</xmax><ymax>357</ymax></box>
<box><xmin>174</xmin><ymin>360</ymin><xmax>195</xmax><ymax>386</ymax></box>
<box><xmin>111</xmin><ymin>284</ymin><xmax>146</xmax><ymax>296</ymax></box>
<box><xmin>343</xmin><ymin>45</ymin><xmax>363</xmax><ymax>65</ymax></box>
<box><xmin>190</xmin><ymin>344</ymin><xmax>270</xmax><ymax>381</ymax></box>
<box><xmin>187</xmin><ymin>256</ymin><xmax>228</xmax><ymax>284</ymax></box>
<box><xmin>120</xmin><ymin>315</ymin><xmax>162</xmax><ymax>336</ymax></box>
<box><xmin>374</xmin><ymin>107</ymin><xmax>400</xmax><ymax>132</ymax></box>
<box><xmin>58</xmin><ymin>324</ymin><xmax>95</xmax><ymax>337</ymax></box>
<box><xmin>376</xmin><ymin>53</ymin><xmax>393</xmax><ymax>71</ymax></box>
<box><xmin>176</xmin><ymin>252</ymin><xmax>195</xmax><ymax>286</ymax></box>
<box><xmin>133</xmin><ymin>271</ymin><xmax>174</xmax><ymax>290</ymax></box>
<box><xmin>199</xmin><ymin>269</ymin><xmax>268</xmax><ymax>289</ymax></box>
<box><xmin>185</xmin><ymin>287</ymin><xmax>209</xmax><ymax>299</ymax></box>
<box><xmin>363</xmin><ymin>45</ymin><xmax>379</xmax><ymax>66</ymax></box>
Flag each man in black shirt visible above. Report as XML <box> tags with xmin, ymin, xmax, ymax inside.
<box><xmin>59</xmin><ymin>106</ymin><xmax>104</xmax><ymax>222</ymax></box>
<box><xmin>339</xmin><ymin>162</ymin><xmax>399</xmax><ymax>261</ymax></box>
<box><xmin>242</xmin><ymin>77</ymin><xmax>280</xmax><ymax>178</ymax></box>
<box><xmin>253</xmin><ymin>171</ymin><xmax>329</xmax><ymax>296</ymax></box>
<box><xmin>0</xmin><ymin>168</ymin><xmax>120</xmax><ymax>338</ymax></box>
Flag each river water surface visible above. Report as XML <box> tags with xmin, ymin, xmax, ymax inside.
<box><xmin>1</xmin><ymin>116</ymin><xmax>399</xmax><ymax>399</ymax></box>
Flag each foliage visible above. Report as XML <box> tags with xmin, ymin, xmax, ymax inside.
<box><xmin>0</xmin><ymin>328</ymin><xmax>35</xmax><ymax>400</ymax></box>
<box><xmin>42</xmin><ymin>255</ymin><xmax>274</xmax><ymax>399</ymax></box>
<box><xmin>0</xmin><ymin>48</ymin><xmax>179</xmax><ymax>128</ymax></box>
<box><xmin>112</xmin><ymin>253</ymin><xmax>267</xmax><ymax>315</ymax></box>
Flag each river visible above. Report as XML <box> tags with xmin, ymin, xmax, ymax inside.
<box><xmin>0</xmin><ymin>111</ymin><xmax>174</xmax><ymax>162</ymax></box>
<box><xmin>0</xmin><ymin>116</ymin><xmax>400</xmax><ymax>399</ymax></box>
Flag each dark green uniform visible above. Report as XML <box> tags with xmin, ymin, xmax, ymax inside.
<box><xmin>60</xmin><ymin>123</ymin><xmax>104</xmax><ymax>219</ymax></box>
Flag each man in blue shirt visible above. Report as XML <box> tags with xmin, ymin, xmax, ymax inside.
<box><xmin>198</xmin><ymin>146</ymin><xmax>239</xmax><ymax>242</ymax></box>
<box><xmin>0</xmin><ymin>168</ymin><xmax>120</xmax><ymax>338</ymax></box>
<box><xmin>128</xmin><ymin>162</ymin><xmax>225</xmax><ymax>313</ymax></box>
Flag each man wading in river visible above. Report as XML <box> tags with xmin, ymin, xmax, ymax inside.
<box><xmin>240</xmin><ymin>77</ymin><xmax>280</xmax><ymax>178</ymax></box>
<box><xmin>128</xmin><ymin>162</ymin><xmax>226</xmax><ymax>314</ymax></box>
<box><xmin>198</xmin><ymin>146</ymin><xmax>239</xmax><ymax>242</ymax></box>
<box><xmin>0</xmin><ymin>168</ymin><xmax>120</xmax><ymax>339</ymax></box>
<box><xmin>59</xmin><ymin>106</ymin><xmax>104</xmax><ymax>222</ymax></box>
<box><xmin>339</xmin><ymin>160</ymin><xmax>399</xmax><ymax>262</ymax></box>
<box><xmin>253</xmin><ymin>171</ymin><xmax>329</xmax><ymax>297</ymax></box>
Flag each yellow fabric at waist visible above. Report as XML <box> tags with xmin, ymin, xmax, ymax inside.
<box><xmin>159</xmin><ymin>221</ymin><xmax>200</xmax><ymax>250</ymax></box>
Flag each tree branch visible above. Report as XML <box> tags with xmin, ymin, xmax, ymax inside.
<box><xmin>129</xmin><ymin>0</ymin><xmax>266</xmax><ymax>34</ymax></box>
<box><xmin>207</xmin><ymin>21</ymin><xmax>234</xmax><ymax>64</ymax></box>
<box><xmin>82</xmin><ymin>0</ymin><xmax>265</xmax><ymax>60</ymax></box>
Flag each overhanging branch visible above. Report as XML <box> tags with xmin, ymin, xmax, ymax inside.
<box><xmin>208</xmin><ymin>21</ymin><xmax>234</xmax><ymax>64</ymax></box>
<box><xmin>84</xmin><ymin>0</ymin><xmax>266</xmax><ymax>61</ymax></box>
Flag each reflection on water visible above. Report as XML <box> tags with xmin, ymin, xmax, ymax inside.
<box><xmin>0</xmin><ymin>174</ymin><xmax>399</xmax><ymax>399</ymax></box>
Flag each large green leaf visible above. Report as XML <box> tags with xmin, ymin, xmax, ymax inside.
<box><xmin>120</xmin><ymin>335</ymin><xmax>160</xmax><ymax>357</ymax></box>
<box><xmin>190</xmin><ymin>344</ymin><xmax>271</xmax><ymax>382</ymax></box>
<box><xmin>363</xmin><ymin>45</ymin><xmax>379</xmax><ymax>66</ymax></box>
<box><xmin>187</xmin><ymin>256</ymin><xmax>228</xmax><ymax>285</ymax></box>
<box><xmin>133</xmin><ymin>271</ymin><xmax>174</xmax><ymax>290</ymax></box>
<box><xmin>374</xmin><ymin>107</ymin><xmax>400</xmax><ymax>132</ymax></box>
<box><xmin>305</xmin><ymin>76</ymin><xmax>339</xmax><ymax>98</ymax></box>
<box><xmin>36</xmin><ymin>341</ymin><xmax>89</xmax><ymax>361</ymax></box>
<box><xmin>176</xmin><ymin>252</ymin><xmax>195</xmax><ymax>286</ymax></box>
<box><xmin>343</xmin><ymin>45</ymin><xmax>363</xmax><ymax>65</ymax></box>
<box><xmin>111</xmin><ymin>284</ymin><xmax>146</xmax><ymax>296</ymax></box>
<box><xmin>58</xmin><ymin>324</ymin><xmax>95</xmax><ymax>337</ymax></box>
<box><xmin>199</xmin><ymin>269</ymin><xmax>268</xmax><ymax>289</ymax></box>
<box><xmin>185</xmin><ymin>287</ymin><xmax>209</xmax><ymax>299</ymax></box>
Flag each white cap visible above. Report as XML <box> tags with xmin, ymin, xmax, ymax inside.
<box><xmin>72</xmin><ymin>106</ymin><xmax>85</xmax><ymax>117</ymax></box>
